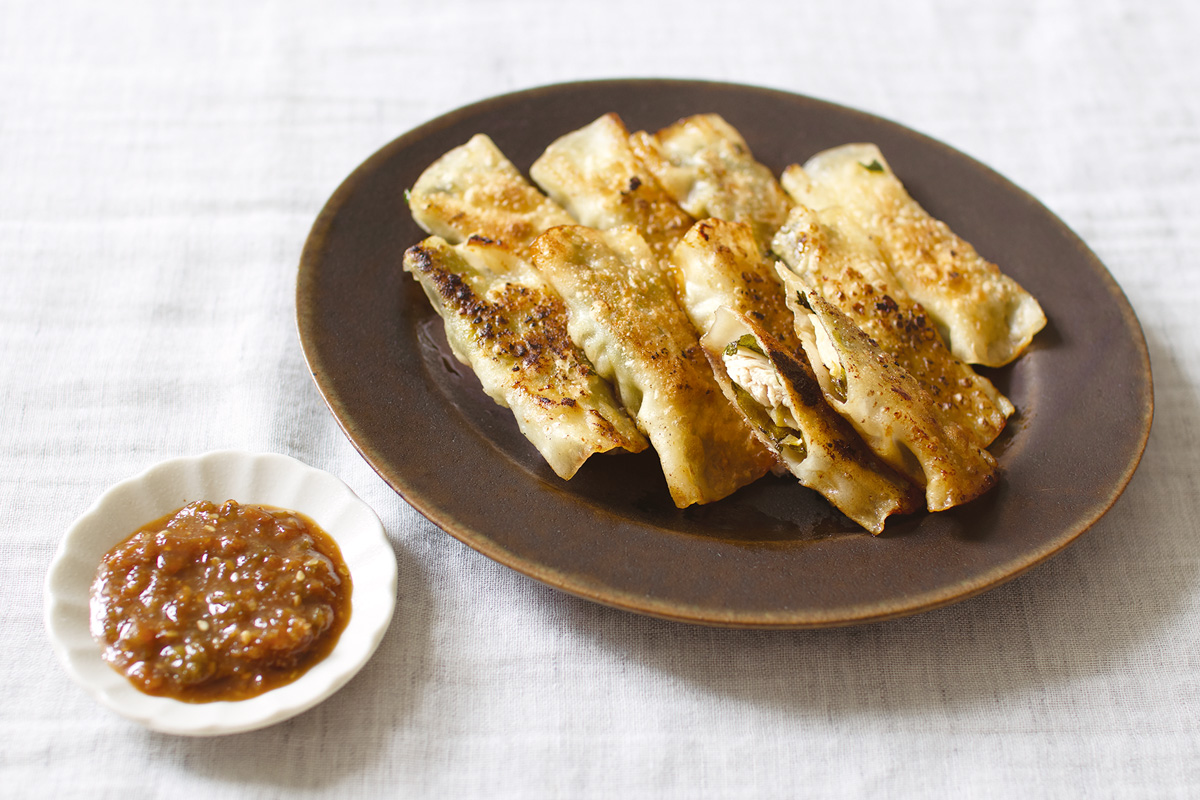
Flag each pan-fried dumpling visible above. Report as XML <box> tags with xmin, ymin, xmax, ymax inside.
<box><xmin>786</xmin><ymin>286</ymin><xmax>998</xmax><ymax>512</ymax></box>
<box><xmin>701</xmin><ymin>307</ymin><xmax>921</xmax><ymax>533</ymax></box>
<box><xmin>671</xmin><ymin>218</ymin><xmax>799</xmax><ymax>350</ymax></box>
<box><xmin>529</xmin><ymin>114</ymin><xmax>695</xmax><ymax>263</ymax></box>
<box><xmin>408</xmin><ymin>133</ymin><xmax>575</xmax><ymax>251</ymax></box>
<box><xmin>403</xmin><ymin>235</ymin><xmax>648</xmax><ymax>480</ymax></box>
<box><xmin>782</xmin><ymin>144</ymin><xmax>1045</xmax><ymax>367</ymax></box>
<box><xmin>673</xmin><ymin>219</ymin><xmax>919</xmax><ymax>531</ymax></box>
<box><xmin>630</xmin><ymin>114</ymin><xmax>791</xmax><ymax>254</ymax></box>
<box><xmin>528</xmin><ymin>225</ymin><xmax>775</xmax><ymax>507</ymax></box>
<box><xmin>772</xmin><ymin>205</ymin><xmax>1014</xmax><ymax>448</ymax></box>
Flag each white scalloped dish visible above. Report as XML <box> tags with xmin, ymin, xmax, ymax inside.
<box><xmin>44</xmin><ymin>450</ymin><xmax>397</xmax><ymax>736</ymax></box>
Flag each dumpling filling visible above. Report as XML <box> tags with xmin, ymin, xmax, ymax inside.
<box><xmin>810</xmin><ymin>316</ymin><xmax>847</xmax><ymax>402</ymax></box>
<box><xmin>723</xmin><ymin>336</ymin><xmax>806</xmax><ymax>460</ymax></box>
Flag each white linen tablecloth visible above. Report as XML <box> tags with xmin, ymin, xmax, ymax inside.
<box><xmin>3</xmin><ymin>1</ymin><xmax>1197</xmax><ymax>796</ymax></box>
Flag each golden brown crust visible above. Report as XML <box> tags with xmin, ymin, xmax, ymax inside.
<box><xmin>403</xmin><ymin>236</ymin><xmax>647</xmax><ymax>479</ymax></box>
<box><xmin>631</xmin><ymin>114</ymin><xmax>791</xmax><ymax>254</ymax></box>
<box><xmin>783</xmin><ymin>145</ymin><xmax>1046</xmax><ymax>366</ymax></box>
<box><xmin>672</xmin><ymin>218</ymin><xmax>800</xmax><ymax>351</ymax></box>
<box><xmin>409</xmin><ymin>134</ymin><xmax>575</xmax><ymax>252</ymax></box>
<box><xmin>529</xmin><ymin>114</ymin><xmax>695</xmax><ymax>264</ymax></box>
<box><xmin>528</xmin><ymin>225</ymin><xmax>774</xmax><ymax>507</ymax></box>
<box><xmin>789</xmin><ymin>288</ymin><xmax>999</xmax><ymax>512</ymax></box>
<box><xmin>701</xmin><ymin>308</ymin><xmax>921</xmax><ymax>533</ymax></box>
<box><xmin>402</xmin><ymin>121</ymin><xmax>1037</xmax><ymax>519</ymax></box>
<box><xmin>772</xmin><ymin>205</ymin><xmax>1013</xmax><ymax>447</ymax></box>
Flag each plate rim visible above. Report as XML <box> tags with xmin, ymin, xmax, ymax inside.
<box><xmin>296</xmin><ymin>78</ymin><xmax>1154</xmax><ymax>628</ymax></box>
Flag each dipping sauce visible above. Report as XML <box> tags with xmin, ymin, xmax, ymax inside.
<box><xmin>89</xmin><ymin>500</ymin><xmax>352</xmax><ymax>702</ymax></box>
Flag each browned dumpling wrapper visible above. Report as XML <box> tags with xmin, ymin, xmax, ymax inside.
<box><xmin>786</xmin><ymin>286</ymin><xmax>999</xmax><ymax>512</ymax></box>
<box><xmin>772</xmin><ymin>204</ymin><xmax>1014</xmax><ymax>448</ymax></box>
<box><xmin>529</xmin><ymin>225</ymin><xmax>775</xmax><ymax>507</ymax></box>
<box><xmin>673</xmin><ymin>218</ymin><xmax>918</xmax><ymax>531</ymax></box>
<box><xmin>529</xmin><ymin>113</ymin><xmax>695</xmax><ymax>264</ymax></box>
<box><xmin>702</xmin><ymin>307</ymin><xmax>921</xmax><ymax>533</ymax></box>
<box><xmin>409</xmin><ymin>133</ymin><xmax>575</xmax><ymax>252</ymax></box>
<box><xmin>782</xmin><ymin>144</ymin><xmax>1045</xmax><ymax>367</ymax></box>
<box><xmin>631</xmin><ymin>114</ymin><xmax>791</xmax><ymax>254</ymax></box>
<box><xmin>671</xmin><ymin>218</ymin><xmax>799</xmax><ymax>350</ymax></box>
<box><xmin>403</xmin><ymin>235</ymin><xmax>647</xmax><ymax>480</ymax></box>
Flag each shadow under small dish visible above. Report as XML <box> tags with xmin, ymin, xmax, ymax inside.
<box><xmin>296</xmin><ymin>79</ymin><xmax>1152</xmax><ymax>628</ymax></box>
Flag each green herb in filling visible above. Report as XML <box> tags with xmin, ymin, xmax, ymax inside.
<box><xmin>725</xmin><ymin>334</ymin><xmax>765</xmax><ymax>357</ymax></box>
<box><xmin>731</xmin><ymin>383</ymin><xmax>806</xmax><ymax>458</ymax></box>
<box><xmin>779</xmin><ymin>433</ymin><xmax>807</xmax><ymax>460</ymax></box>
<box><xmin>830</xmin><ymin>373</ymin><xmax>848</xmax><ymax>404</ymax></box>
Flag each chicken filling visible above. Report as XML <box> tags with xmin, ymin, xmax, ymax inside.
<box><xmin>723</xmin><ymin>335</ymin><xmax>806</xmax><ymax>459</ymax></box>
<box><xmin>791</xmin><ymin>302</ymin><xmax>848</xmax><ymax>404</ymax></box>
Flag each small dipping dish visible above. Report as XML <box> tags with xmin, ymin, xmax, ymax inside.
<box><xmin>44</xmin><ymin>450</ymin><xmax>397</xmax><ymax>736</ymax></box>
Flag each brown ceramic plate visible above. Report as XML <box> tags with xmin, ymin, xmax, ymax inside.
<box><xmin>296</xmin><ymin>80</ymin><xmax>1152</xmax><ymax>627</ymax></box>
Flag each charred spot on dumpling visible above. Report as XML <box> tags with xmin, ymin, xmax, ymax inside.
<box><xmin>771</xmin><ymin>349</ymin><xmax>824</xmax><ymax>410</ymax></box>
<box><xmin>427</xmin><ymin>263</ymin><xmax>483</xmax><ymax>314</ymax></box>
<box><xmin>405</xmin><ymin>244</ymin><xmax>434</xmax><ymax>273</ymax></box>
